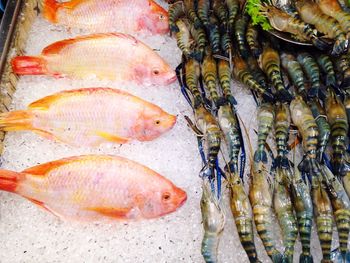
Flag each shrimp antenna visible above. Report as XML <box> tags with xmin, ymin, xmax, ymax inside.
<box><xmin>236</xmin><ymin>112</ymin><xmax>254</xmax><ymax>166</ymax></box>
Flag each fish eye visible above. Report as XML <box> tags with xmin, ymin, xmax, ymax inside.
<box><xmin>155</xmin><ymin>120</ymin><xmax>161</xmax><ymax>125</ymax></box>
<box><xmin>162</xmin><ymin>192</ymin><xmax>171</xmax><ymax>201</ymax></box>
<box><xmin>152</xmin><ymin>69</ymin><xmax>160</xmax><ymax>75</ymax></box>
<box><xmin>159</xmin><ymin>14</ymin><xmax>164</xmax><ymax>20</ymax></box>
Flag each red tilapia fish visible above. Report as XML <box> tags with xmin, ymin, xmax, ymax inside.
<box><xmin>43</xmin><ymin>0</ymin><xmax>169</xmax><ymax>35</ymax></box>
<box><xmin>11</xmin><ymin>33</ymin><xmax>176</xmax><ymax>85</ymax></box>
<box><xmin>0</xmin><ymin>155</ymin><xmax>187</xmax><ymax>221</ymax></box>
<box><xmin>0</xmin><ymin>88</ymin><xmax>176</xmax><ymax>146</ymax></box>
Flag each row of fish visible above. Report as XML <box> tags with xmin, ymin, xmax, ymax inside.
<box><xmin>0</xmin><ymin>0</ymin><xmax>188</xmax><ymax>221</ymax></box>
<box><xmin>170</xmin><ymin>0</ymin><xmax>350</xmax><ymax>262</ymax></box>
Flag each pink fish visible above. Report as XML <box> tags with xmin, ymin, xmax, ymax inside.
<box><xmin>11</xmin><ymin>33</ymin><xmax>176</xmax><ymax>85</ymax></box>
<box><xmin>43</xmin><ymin>0</ymin><xmax>169</xmax><ymax>35</ymax></box>
<box><xmin>0</xmin><ymin>155</ymin><xmax>187</xmax><ymax>221</ymax></box>
<box><xmin>0</xmin><ymin>87</ymin><xmax>176</xmax><ymax>146</ymax></box>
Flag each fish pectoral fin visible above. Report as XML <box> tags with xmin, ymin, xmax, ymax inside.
<box><xmin>26</xmin><ymin>197</ymin><xmax>63</xmax><ymax>219</ymax></box>
<box><xmin>86</xmin><ymin>206</ymin><xmax>132</xmax><ymax>219</ymax></box>
<box><xmin>95</xmin><ymin>131</ymin><xmax>130</xmax><ymax>144</ymax></box>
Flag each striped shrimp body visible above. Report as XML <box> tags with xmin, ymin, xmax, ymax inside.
<box><xmin>218</xmin><ymin>103</ymin><xmax>240</xmax><ymax>173</ymax></box>
<box><xmin>195</xmin><ymin>105</ymin><xmax>222</xmax><ymax>167</ymax></box>
<box><xmin>321</xmin><ymin>164</ymin><xmax>350</xmax><ymax>261</ymax></box>
<box><xmin>337</xmin><ymin>54</ymin><xmax>350</xmax><ymax>89</ymax></box>
<box><xmin>310</xmin><ymin>172</ymin><xmax>334</xmax><ymax>263</ymax></box>
<box><xmin>246</xmin><ymin>21</ymin><xmax>262</xmax><ymax>58</ymax></box>
<box><xmin>325</xmin><ymin>89</ymin><xmax>349</xmax><ymax>176</ymax></box>
<box><xmin>184</xmin><ymin>0</ymin><xmax>202</xmax><ymax>29</ymax></box>
<box><xmin>316</xmin><ymin>54</ymin><xmax>337</xmax><ymax>88</ymax></box>
<box><xmin>274</xmin><ymin>102</ymin><xmax>291</xmax><ymax>167</ymax></box>
<box><xmin>218</xmin><ymin>59</ymin><xmax>236</xmax><ymax>106</ymax></box>
<box><xmin>169</xmin><ymin>2</ymin><xmax>185</xmax><ymax>33</ymax></box>
<box><xmin>273</xmin><ymin>168</ymin><xmax>298</xmax><ymax>263</ymax></box>
<box><xmin>197</xmin><ymin>0</ymin><xmax>210</xmax><ymax>26</ymax></box>
<box><xmin>234</xmin><ymin>14</ymin><xmax>250</xmax><ymax>59</ymax></box>
<box><xmin>295</xmin><ymin>0</ymin><xmax>348</xmax><ymax>56</ymax></box>
<box><xmin>316</xmin><ymin>0</ymin><xmax>350</xmax><ymax>40</ymax></box>
<box><xmin>259</xmin><ymin>46</ymin><xmax>294</xmax><ymax>102</ymax></box>
<box><xmin>259</xmin><ymin>4</ymin><xmax>328</xmax><ymax>51</ymax></box>
<box><xmin>297</xmin><ymin>52</ymin><xmax>321</xmax><ymax>99</ymax></box>
<box><xmin>213</xmin><ymin>0</ymin><xmax>228</xmax><ymax>29</ymax></box>
<box><xmin>226</xmin><ymin>0</ymin><xmax>239</xmax><ymax>33</ymax></box>
<box><xmin>249</xmin><ymin>161</ymin><xmax>282</xmax><ymax>263</ymax></box>
<box><xmin>220</xmin><ymin>30</ymin><xmax>233</xmax><ymax>58</ymax></box>
<box><xmin>189</xmin><ymin>24</ymin><xmax>207</xmax><ymax>60</ymax></box>
<box><xmin>280</xmin><ymin>52</ymin><xmax>307</xmax><ymax>99</ymax></box>
<box><xmin>247</xmin><ymin>55</ymin><xmax>268</xmax><ymax>90</ymax></box>
<box><xmin>290</xmin><ymin>96</ymin><xmax>319</xmax><ymax>163</ymax></box>
<box><xmin>200</xmin><ymin>178</ymin><xmax>225</xmax><ymax>263</ymax></box>
<box><xmin>286</xmin><ymin>166</ymin><xmax>314</xmax><ymax>263</ymax></box>
<box><xmin>185</xmin><ymin>58</ymin><xmax>203</xmax><ymax>108</ymax></box>
<box><xmin>175</xmin><ymin>19</ymin><xmax>197</xmax><ymax>60</ymax></box>
<box><xmin>202</xmin><ymin>52</ymin><xmax>219</xmax><ymax>108</ymax></box>
<box><xmin>228</xmin><ymin>172</ymin><xmax>261</xmax><ymax>263</ymax></box>
<box><xmin>309</xmin><ymin>99</ymin><xmax>330</xmax><ymax>163</ymax></box>
<box><xmin>232</xmin><ymin>55</ymin><xmax>274</xmax><ymax>102</ymax></box>
<box><xmin>208</xmin><ymin>15</ymin><xmax>221</xmax><ymax>55</ymax></box>
<box><xmin>254</xmin><ymin>103</ymin><xmax>275</xmax><ymax>163</ymax></box>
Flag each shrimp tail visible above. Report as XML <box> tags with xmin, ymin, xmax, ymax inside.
<box><xmin>299</xmin><ymin>254</ymin><xmax>314</xmax><ymax>263</ymax></box>
<box><xmin>275</xmin><ymin>88</ymin><xmax>294</xmax><ymax>103</ymax></box>
<box><xmin>271</xmin><ymin>253</ymin><xmax>283</xmax><ymax>263</ymax></box>
<box><xmin>275</xmin><ymin>156</ymin><xmax>290</xmax><ymax>169</ymax></box>
<box><xmin>253</xmin><ymin>149</ymin><xmax>268</xmax><ymax>163</ymax></box>
<box><xmin>341</xmin><ymin>75</ymin><xmax>350</xmax><ymax>90</ymax></box>
<box><xmin>326</xmin><ymin>75</ymin><xmax>337</xmax><ymax>88</ymax></box>
<box><xmin>311</xmin><ymin>37</ymin><xmax>332</xmax><ymax>51</ymax></box>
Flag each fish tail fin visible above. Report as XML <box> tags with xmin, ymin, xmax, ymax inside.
<box><xmin>0</xmin><ymin>110</ymin><xmax>34</xmax><ymax>131</ymax></box>
<box><xmin>253</xmin><ymin>149</ymin><xmax>267</xmax><ymax>163</ymax></box>
<box><xmin>42</xmin><ymin>0</ymin><xmax>60</xmax><ymax>23</ymax></box>
<box><xmin>299</xmin><ymin>254</ymin><xmax>313</xmax><ymax>263</ymax></box>
<box><xmin>11</xmin><ymin>56</ymin><xmax>47</xmax><ymax>75</ymax></box>
<box><xmin>0</xmin><ymin>169</ymin><xmax>22</xmax><ymax>193</ymax></box>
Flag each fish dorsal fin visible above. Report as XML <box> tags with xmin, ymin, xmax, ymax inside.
<box><xmin>42</xmin><ymin>33</ymin><xmax>138</xmax><ymax>56</ymax></box>
<box><xmin>28</xmin><ymin>87</ymin><xmax>137</xmax><ymax>110</ymax></box>
<box><xmin>61</xmin><ymin>0</ymin><xmax>86</xmax><ymax>9</ymax></box>
<box><xmin>21</xmin><ymin>156</ymin><xmax>82</xmax><ymax>176</ymax></box>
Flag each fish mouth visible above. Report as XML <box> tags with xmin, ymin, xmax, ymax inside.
<box><xmin>166</xmin><ymin>74</ymin><xmax>176</xmax><ymax>85</ymax></box>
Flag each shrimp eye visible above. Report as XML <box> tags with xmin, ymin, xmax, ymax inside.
<box><xmin>155</xmin><ymin>120</ymin><xmax>161</xmax><ymax>125</ymax></box>
<box><xmin>162</xmin><ymin>192</ymin><xmax>171</xmax><ymax>201</ymax></box>
<box><xmin>153</xmin><ymin>69</ymin><xmax>160</xmax><ymax>75</ymax></box>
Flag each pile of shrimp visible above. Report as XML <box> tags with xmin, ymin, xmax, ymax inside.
<box><xmin>251</xmin><ymin>0</ymin><xmax>350</xmax><ymax>56</ymax></box>
<box><xmin>170</xmin><ymin>0</ymin><xmax>350</xmax><ymax>262</ymax></box>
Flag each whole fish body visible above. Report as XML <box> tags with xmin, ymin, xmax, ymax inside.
<box><xmin>42</xmin><ymin>0</ymin><xmax>169</xmax><ymax>35</ymax></box>
<box><xmin>0</xmin><ymin>88</ymin><xmax>176</xmax><ymax>146</ymax></box>
<box><xmin>0</xmin><ymin>155</ymin><xmax>187</xmax><ymax>221</ymax></box>
<box><xmin>11</xmin><ymin>33</ymin><xmax>176</xmax><ymax>85</ymax></box>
